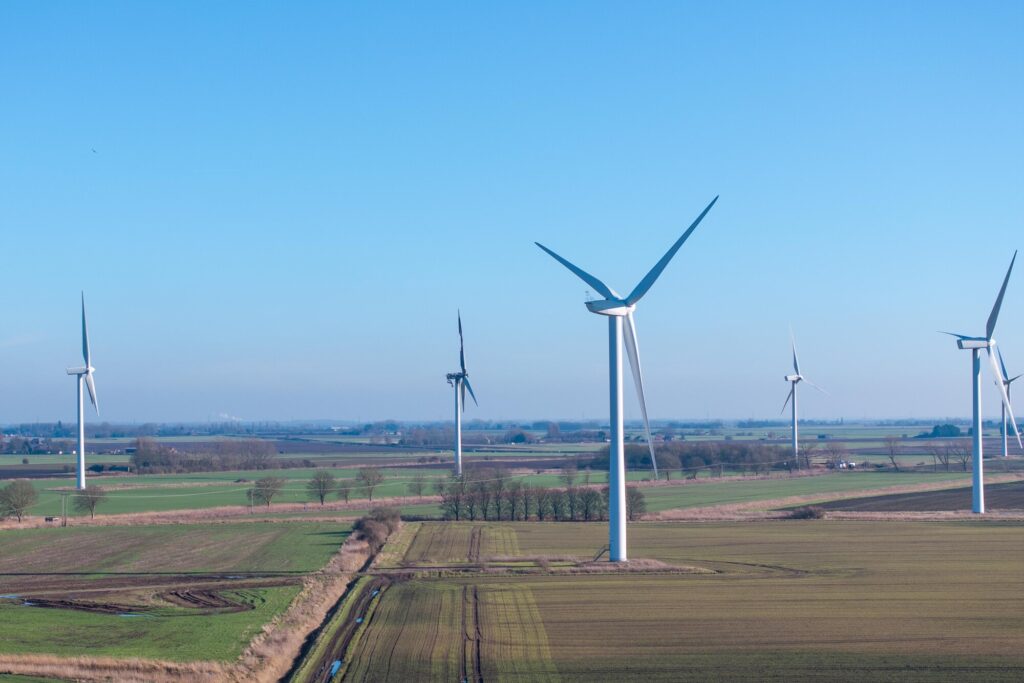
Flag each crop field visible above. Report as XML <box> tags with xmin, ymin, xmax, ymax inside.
<box><xmin>0</xmin><ymin>521</ymin><xmax>349</xmax><ymax>662</ymax></box>
<box><xmin>816</xmin><ymin>479</ymin><xmax>1024</xmax><ymax>512</ymax></box>
<box><xmin>641</xmin><ymin>471</ymin><xmax>975</xmax><ymax>512</ymax></box>
<box><xmin>329</xmin><ymin>520</ymin><xmax>1024</xmax><ymax>681</ymax></box>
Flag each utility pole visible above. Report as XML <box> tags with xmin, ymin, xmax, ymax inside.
<box><xmin>60</xmin><ymin>491</ymin><xmax>68</xmax><ymax>527</ymax></box>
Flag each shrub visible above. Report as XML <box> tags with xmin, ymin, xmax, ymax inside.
<box><xmin>790</xmin><ymin>505</ymin><xmax>826</xmax><ymax>519</ymax></box>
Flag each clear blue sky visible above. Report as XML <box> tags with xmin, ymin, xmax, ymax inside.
<box><xmin>1</xmin><ymin>2</ymin><xmax>1022</xmax><ymax>423</ymax></box>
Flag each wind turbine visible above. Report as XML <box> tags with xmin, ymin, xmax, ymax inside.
<box><xmin>446</xmin><ymin>312</ymin><xmax>477</xmax><ymax>476</ymax></box>
<box><xmin>941</xmin><ymin>251</ymin><xmax>1021</xmax><ymax>513</ymax></box>
<box><xmin>997</xmin><ymin>348</ymin><xmax>1022</xmax><ymax>458</ymax></box>
<box><xmin>536</xmin><ymin>196</ymin><xmax>717</xmax><ymax>562</ymax></box>
<box><xmin>781</xmin><ymin>332</ymin><xmax>827</xmax><ymax>464</ymax></box>
<box><xmin>66</xmin><ymin>293</ymin><xmax>99</xmax><ymax>490</ymax></box>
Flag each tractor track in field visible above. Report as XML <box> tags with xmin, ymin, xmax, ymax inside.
<box><xmin>467</xmin><ymin>526</ymin><xmax>482</xmax><ymax>563</ymax></box>
<box><xmin>295</xmin><ymin>576</ymin><xmax>391</xmax><ymax>683</ymax></box>
<box><xmin>460</xmin><ymin>585</ymin><xmax>484</xmax><ymax>683</ymax></box>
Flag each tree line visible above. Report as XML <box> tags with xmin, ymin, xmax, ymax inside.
<box><xmin>436</xmin><ymin>469</ymin><xmax>646</xmax><ymax>522</ymax></box>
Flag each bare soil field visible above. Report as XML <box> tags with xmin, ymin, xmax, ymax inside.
<box><xmin>817</xmin><ymin>479</ymin><xmax>1024</xmax><ymax>512</ymax></box>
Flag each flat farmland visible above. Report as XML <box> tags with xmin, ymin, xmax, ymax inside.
<box><xmin>641</xmin><ymin>471</ymin><xmax>973</xmax><ymax>512</ymax></box>
<box><xmin>0</xmin><ymin>522</ymin><xmax>349</xmax><ymax>662</ymax></box>
<box><xmin>338</xmin><ymin>521</ymin><xmax>1024</xmax><ymax>681</ymax></box>
<box><xmin>816</xmin><ymin>479</ymin><xmax>1024</xmax><ymax>512</ymax></box>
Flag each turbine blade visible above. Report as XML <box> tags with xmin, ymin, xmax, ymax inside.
<box><xmin>625</xmin><ymin>196</ymin><xmax>718</xmax><ymax>306</ymax></box>
<box><xmin>791</xmin><ymin>331</ymin><xmax>801</xmax><ymax>375</ymax></box>
<box><xmin>458</xmin><ymin>311</ymin><xmax>466</xmax><ymax>374</ymax></box>
<box><xmin>81</xmin><ymin>292</ymin><xmax>91</xmax><ymax>367</ymax></box>
<box><xmin>623</xmin><ymin>312</ymin><xmax>658</xmax><ymax>478</ymax></box>
<box><xmin>988</xmin><ymin>346</ymin><xmax>1022</xmax><ymax>448</ymax></box>
<box><xmin>998</xmin><ymin>347</ymin><xmax>1010</xmax><ymax>383</ymax></box>
<box><xmin>781</xmin><ymin>386</ymin><xmax>794</xmax><ymax>415</ymax></box>
<box><xmin>534</xmin><ymin>243</ymin><xmax>618</xmax><ymax>300</ymax></box>
<box><xmin>1009</xmin><ymin>374</ymin><xmax>1024</xmax><ymax>384</ymax></box>
<box><xmin>802</xmin><ymin>378</ymin><xmax>829</xmax><ymax>396</ymax></box>
<box><xmin>938</xmin><ymin>331</ymin><xmax>973</xmax><ymax>339</ymax></box>
<box><xmin>986</xmin><ymin>250</ymin><xmax>1017</xmax><ymax>340</ymax></box>
<box><xmin>463</xmin><ymin>377</ymin><xmax>478</xmax><ymax>407</ymax></box>
<box><xmin>85</xmin><ymin>372</ymin><xmax>99</xmax><ymax>413</ymax></box>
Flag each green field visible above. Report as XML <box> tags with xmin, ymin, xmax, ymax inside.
<box><xmin>0</xmin><ymin>584</ymin><xmax>300</xmax><ymax>661</ymax></box>
<box><xmin>0</xmin><ymin>522</ymin><xmax>345</xmax><ymax>580</ymax></box>
<box><xmin>6</xmin><ymin>468</ymin><xmax>987</xmax><ymax>521</ymax></box>
<box><xmin>0</xmin><ymin>521</ymin><xmax>350</xmax><ymax>663</ymax></box>
<box><xmin>641</xmin><ymin>471</ymin><xmax>973</xmax><ymax>512</ymax></box>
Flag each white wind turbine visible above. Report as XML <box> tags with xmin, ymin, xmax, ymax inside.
<box><xmin>66</xmin><ymin>293</ymin><xmax>99</xmax><ymax>490</ymax></box>
<box><xmin>446</xmin><ymin>312</ymin><xmax>478</xmax><ymax>476</ymax></box>
<box><xmin>536</xmin><ymin>196</ymin><xmax>717</xmax><ymax>562</ymax></box>
<box><xmin>997</xmin><ymin>348</ymin><xmax>1022</xmax><ymax>458</ymax></box>
<box><xmin>941</xmin><ymin>251</ymin><xmax>1021</xmax><ymax>513</ymax></box>
<box><xmin>781</xmin><ymin>332</ymin><xmax>827</xmax><ymax>463</ymax></box>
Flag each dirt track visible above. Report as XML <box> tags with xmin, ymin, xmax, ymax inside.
<box><xmin>294</xmin><ymin>576</ymin><xmax>391</xmax><ymax>683</ymax></box>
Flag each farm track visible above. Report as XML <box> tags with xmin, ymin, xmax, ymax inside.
<box><xmin>292</xmin><ymin>577</ymin><xmax>391</xmax><ymax>683</ymax></box>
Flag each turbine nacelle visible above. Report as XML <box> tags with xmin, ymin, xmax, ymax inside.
<box><xmin>66</xmin><ymin>366</ymin><xmax>92</xmax><ymax>376</ymax></box>
<box><xmin>956</xmin><ymin>338</ymin><xmax>993</xmax><ymax>350</ymax></box>
<box><xmin>784</xmin><ymin>374</ymin><xmax>802</xmax><ymax>383</ymax></box>
<box><xmin>585</xmin><ymin>299</ymin><xmax>636</xmax><ymax>317</ymax></box>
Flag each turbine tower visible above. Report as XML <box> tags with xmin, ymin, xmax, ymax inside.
<box><xmin>942</xmin><ymin>251</ymin><xmax>1021</xmax><ymax>513</ymax></box>
<box><xmin>997</xmin><ymin>348</ymin><xmax>1022</xmax><ymax>458</ymax></box>
<box><xmin>446</xmin><ymin>312</ymin><xmax>477</xmax><ymax>476</ymax></box>
<box><xmin>781</xmin><ymin>332</ymin><xmax>826</xmax><ymax>464</ymax></box>
<box><xmin>66</xmin><ymin>293</ymin><xmax>99</xmax><ymax>490</ymax></box>
<box><xmin>536</xmin><ymin>196</ymin><xmax>717</xmax><ymax>562</ymax></box>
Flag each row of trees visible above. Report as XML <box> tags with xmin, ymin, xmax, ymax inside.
<box><xmin>246</xmin><ymin>467</ymin><xmax>390</xmax><ymax>508</ymax></box>
<box><xmin>436</xmin><ymin>470</ymin><xmax>646</xmax><ymax>522</ymax></box>
<box><xmin>580</xmin><ymin>442</ymin><xmax>798</xmax><ymax>478</ymax></box>
<box><xmin>130</xmin><ymin>438</ymin><xmax>278</xmax><ymax>474</ymax></box>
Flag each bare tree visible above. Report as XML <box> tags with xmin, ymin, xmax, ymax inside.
<box><xmin>252</xmin><ymin>477</ymin><xmax>286</xmax><ymax>506</ymax></box>
<box><xmin>408</xmin><ymin>472</ymin><xmax>428</xmax><ymax>499</ymax></box>
<box><xmin>884</xmin><ymin>436</ymin><xmax>901</xmax><ymax>472</ymax></box>
<box><xmin>949</xmin><ymin>440</ymin><xmax>971</xmax><ymax>472</ymax></box>
<box><xmin>0</xmin><ymin>480</ymin><xmax>38</xmax><ymax>522</ymax></box>
<box><xmin>798</xmin><ymin>441</ymin><xmax>818</xmax><ymax>470</ymax></box>
<box><xmin>560</xmin><ymin>463</ymin><xmax>578</xmax><ymax>488</ymax></box>
<box><xmin>823</xmin><ymin>442</ymin><xmax>847</xmax><ymax>469</ymax></box>
<box><xmin>73</xmin><ymin>485</ymin><xmax>108</xmax><ymax>519</ymax></box>
<box><xmin>356</xmin><ymin>467</ymin><xmax>385</xmax><ymax>501</ymax></box>
<box><xmin>625</xmin><ymin>486</ymin><xmax>647</xmax><ymax>521</ymax></box>
<box><xmin>337</xmin><ymin>481</ymin><xmax>353</xmax><ymax>503</ymax></box>
<box><xmin>306</xmin><ymin>470</ymin><xmax>335</xmax><ymax>506</ymax></box>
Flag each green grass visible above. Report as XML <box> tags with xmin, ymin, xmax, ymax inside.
<box><xmin>641</xmin><ymin>471</ymin><xmax>972</xmax><ymax>511</ymax></box>
<box><xmin>0</xmin><ymin>584</ymin><xmax>300</xmax><ymax>662</ymax></box>
<box><xmin>0</xmin><ymin>522</ymin><xmax>349</xmax><ymax>583</ymax></box>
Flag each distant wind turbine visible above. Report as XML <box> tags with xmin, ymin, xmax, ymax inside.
<box><xmin>446</xmin><ymin>312</ymin><xmax>477</xmax><ymax>476</ymax></box>
<box><xmin>536</xmin><ymin>196</ymin><xmax>717</xmax><ymax>562</ymax></box>
<box><xmin>997</xmin><ymin>348</ymin><xmax>1022</xmax><ymax>458</ymax></box>
<box><xmin>781</xmin><ymin>332</ymin><xmax>827</xmax><ymax>463</ymax></box>
<box><xmin>66</xmin><ymin>293</ymin><xmax>99</xmax><ymax>490</ymax></box>
<box><xmin>941</xmin><ymin>250</ymin><xmax>1021</xmax><ymax>513</ymax></box>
